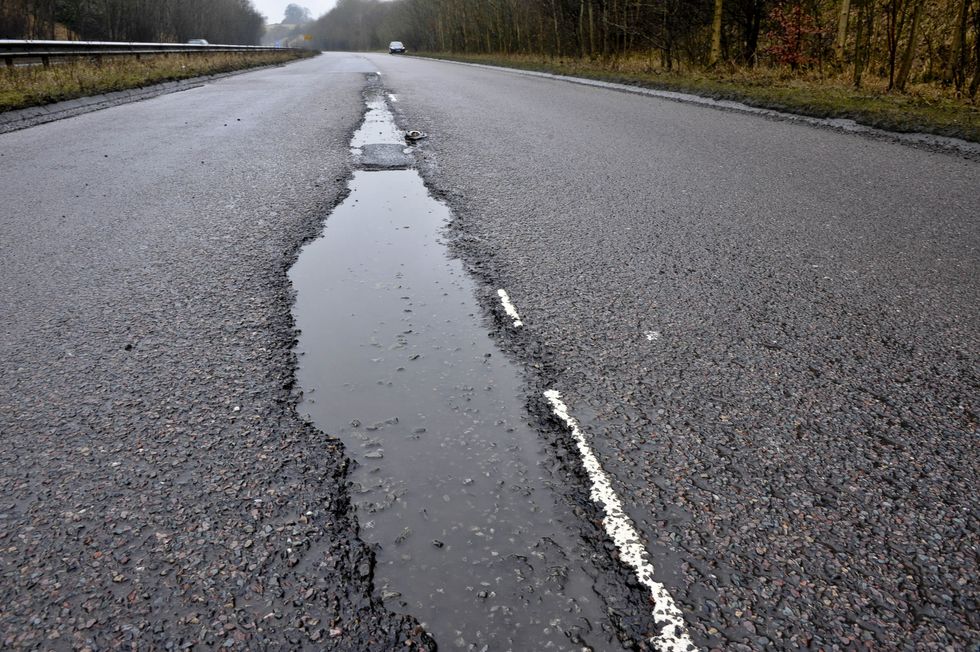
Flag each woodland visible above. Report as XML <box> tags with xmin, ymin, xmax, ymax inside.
<box><xmin>0</xmin><ymin>0</ymin><xmax>266</xmax><ymax>45</ymax></box>
<box><xmin>312</xmin><ymin>0</ymin><xmax>980</xmax><ymax>97</ymax></box>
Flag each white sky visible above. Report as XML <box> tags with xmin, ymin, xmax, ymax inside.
<box><xmin>251</xmin><ymin>0</ymin><xmax>338</xmax><ymax>24</ymax></box>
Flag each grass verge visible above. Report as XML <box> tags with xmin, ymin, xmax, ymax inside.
<box><xmin>418</xmin><ymin>52</ymin><xmax>980</xmax><ymax>143</ymax></box>
<box><xmin>0</xmin><ymin>50</ymin><xmax>316</xmax><ymax>113</ymax></box>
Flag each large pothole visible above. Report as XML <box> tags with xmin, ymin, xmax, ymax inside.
<box><xmin>290</xmin><ymin>80</ymin><xmax>622</xmax><ymax>650</ymax></box>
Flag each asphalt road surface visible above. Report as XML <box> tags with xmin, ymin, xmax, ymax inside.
<box><xmin>1</xmin><ymin>52</ymin><xmax>978</xmax><ymax>650</ymax></box>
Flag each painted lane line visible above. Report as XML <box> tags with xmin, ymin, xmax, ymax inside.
<box><xmin>543</xmin><ymin>390</ymin><xmax>696</xmax><ymax>652</ymax></box>
<box><xmin>496</xmin><ymin>289</ymin><xmax>524</xmax><ymax>327</ymax></box>
<box><xmin>645</xmin><ymin>330</ymin><xmax>662</xmax><ymax>342</ymax></box>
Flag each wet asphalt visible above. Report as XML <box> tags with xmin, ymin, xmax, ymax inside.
<box><xmin>292</xmin><ymin>167</ymin><xmax>620</xmax><ymax>650</ymax></box>
<box><xmin>362</xmin><ymin>54</ymin><xmax>979</xmax><ymax>649</ymax></box>
<box><xmin>0</xmin><ymin>55</ymin><xmax>432</xmax><ymax>649</ymax></box>
<box><xmin>0</xmin><ymin>50</ymin><xmax>977</xmax><ymax>651</ymax></box>
<box><xmin>290</xmin><ymin>87</ymin><xmax>655</xmax><ymax>650</ymax></box>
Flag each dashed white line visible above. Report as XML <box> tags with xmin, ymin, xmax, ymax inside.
<box><xmin>496</xmin><ymin>289</ymin><xmax>524</xmax><ymax>327</ymax></box>
<box><xmin>543</xmin><ymin>389</ymin><xmax>696</xmax><ymax>652</ymax></box>
<box><xmin>645</xmin><ymin>330</ymin><xmax>662</xmax><ymax>341</ymax></box>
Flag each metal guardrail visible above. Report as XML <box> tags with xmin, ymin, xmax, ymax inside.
<box><xmin>0</xmin><ymin>40</ymin><xmax>301</xmax><ymax>67</ymax></box>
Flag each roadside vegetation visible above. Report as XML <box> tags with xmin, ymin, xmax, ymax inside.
<box><xmin>2</xmin><ymin>0</ymin><xmax>266</xmax><ymax>44</ymax></box>
<box><xmin>307</xmin><ymin>0</ymin><xmax>980</xmax><ymax>142</ymax></box>
<box><xmin>0</xmin><ymin>51</ymin><xmax>315</xmax><ymax>113</ymax></box>
<box><xmin>422</xmin><ymin>52</ymin><xmax>980</xmax><ymax>141</ymax></box>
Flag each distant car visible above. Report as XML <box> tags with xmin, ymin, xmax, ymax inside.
<box><xmin>187</xmin><ymin>39</ymin><xmax>209</xmax><ymax>45</ymax></box>
<box><xmin>389</xmin><ymin>41</ymin><xmax>406</xmax><ymax>54</ymax></box>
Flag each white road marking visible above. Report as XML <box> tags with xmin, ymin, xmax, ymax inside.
<box><xmin>496</xmin><ymin>289</ymin><xmax>524</xmax><ymax>327</ymax></box>
<box><xmin>543</xmin><ymin>390</ymin><xmax>696</xmax><ymax>652</ymax></box>
<box><xmin>645</xmin><ymin>330</ymin><xmax>662</xmax><ymax>341</ymax></box>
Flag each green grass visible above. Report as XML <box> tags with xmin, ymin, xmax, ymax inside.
<box><xmin>0</xmin><ymin>50</ymin><xmax>315</xmax><ymax>112</ymax></box>
<box><xmin>419</xmin><ymin>52</ymin><xmax>980</xmax><ymax>143</ymax></box>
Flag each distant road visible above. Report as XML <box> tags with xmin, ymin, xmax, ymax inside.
<box><xmin>1</xmin><ymin>51</ymin><xmax>977</xmax><ymax>650</ymax></box>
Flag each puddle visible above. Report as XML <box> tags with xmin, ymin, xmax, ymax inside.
<box><xmin>290</xmin><ymin>86</ymin><xmax>619</xmax><ymax>649</ymax></box>
<box><xmin>350</xmin><ymin>96</ymin><xmax>405</xmax><ymax>150</ymax></box>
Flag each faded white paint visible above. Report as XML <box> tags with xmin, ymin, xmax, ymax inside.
<box><xmin>645</xmin><ymin>330</ymin><xmax>662</xmax><ymax>342</ymax></box>
<box><xmin>544</xmin><ymin>390</ymin><xmax>696</xmax><ymax>652</ymax></box>
<box><xmin>496</xmin><ymin>289</ymin><xmax>524</xmax><ymax>327</ymax></box>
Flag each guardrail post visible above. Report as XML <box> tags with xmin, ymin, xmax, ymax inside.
<box><xmin>4</xmin><ymin>56</ymin><xmax>12</xmax><ymax>68</ymax></box>
<box><xmin>41</xmin><ymin>55</ymin><xmax>50</xmax><ymax>67</ymax></box>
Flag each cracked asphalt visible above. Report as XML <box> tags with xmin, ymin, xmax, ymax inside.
<box><xmin>1</xmin><ymin>50</ymin><xmax>977</xmax><ymax>651</ymax></box>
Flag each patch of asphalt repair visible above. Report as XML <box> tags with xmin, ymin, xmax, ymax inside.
<box><xmin>0</xmin><ymin>55</ymin><xmax>433</xmax><ymax>649</ymax></box>
<box><xmin>291</xmin><ymin>74</ymin><xmax>691</xmax><ymax>650</ymax></box>
<box><xmin>414</xmin><ymin>57</ymin><xmax>980</xmax><ymax>161</ymax></box>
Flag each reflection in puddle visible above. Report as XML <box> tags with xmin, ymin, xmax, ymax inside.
<box><xmin>289</xmin><ymin>92</ymin><xmax>618</xmax><ymax>650</ymax></box>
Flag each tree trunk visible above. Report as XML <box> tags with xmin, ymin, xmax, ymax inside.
<box><xmin>853</xmin><ymin>0</ymin><xmax>875</xmax><ymax>87</ymax></box>
<box><xmin>744</xmin><ymin>2</ymin><xmax>762</xmax><ymax>66</ymax></box>
<box><xmin>943</xmin><ymin>0</ymin><xmax>969</xmax><ymax>87</ymax></box>
<box><xmin>835</xmin><ymin>0</ymin><xmax>852</xmax><ymax>63</ymax></box>
<box><xmin>588</xmin><ymin>0</ymin><xmax>595</xmax><ymax>57</ymax></box>
<box><xmin>551</xmin><ymin>0</ymin><xmax>562</xmax><ymax>56</ymax></box>
<box><xmin>709</xmin><ymin>0</ymin><xmax>723</xmax><ymax>66</ymax></box>
<box><xmin>886</xmin><ymin>0</ymin><xmax>900</xmax><ymax>90</ymax></box>
<box><xmin>971</xmin><ymin>3</ymin><xmax>980</xmax><ymax>96</ymax></box>
<box><xmin>895</xmin><ymin>0</ymin><xmax>922</xmax><ymax>91</ymax></box>
<box><xmin>602</xmin><ymin>2</ymin><xmax>609</xmax><ymax>58</ymax></box>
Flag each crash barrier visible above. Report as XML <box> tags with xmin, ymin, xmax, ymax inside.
<box><xmin>0</xmin><ymin>40</ymin><xmax>302</xmax><ymax>67</ymax></box>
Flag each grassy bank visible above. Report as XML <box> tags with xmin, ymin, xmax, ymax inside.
<box><xmin>420</xmin><ymin>52</ymin><xmax>980</xmax><ymax>143</ymax></box>
<box><xmin>0</xmin><ymin>50</ymin><xmax>315</xmax><ymax>112</ymax></box>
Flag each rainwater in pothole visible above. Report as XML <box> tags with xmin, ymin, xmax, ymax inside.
<box><xmin>290</xmin><ymin>89</ymin><xmax>617</xmax><ymax>650</ymax></box>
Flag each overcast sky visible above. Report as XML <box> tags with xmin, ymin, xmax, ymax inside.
<box><xmin>252</xmin><ymin>0</ymin><xmax>337</xmax><ymax>24</ymax></box>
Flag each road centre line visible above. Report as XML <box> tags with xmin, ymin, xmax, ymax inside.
<box><xmin>496</xmin><ymin>289</ymin><xmax>524</xmax><ymax>327</ymax></box>
<box><xmin>358</xmin><ymin>83</ymin><xmax>684</xmax><ymax>647</ymax></box>
<box><xmin>544</xmin><ymin>390</ymin><xmax>696</xmax><ymax>652</ymax></box>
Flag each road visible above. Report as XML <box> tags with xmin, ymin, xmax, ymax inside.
<box><xmin>1</xmin><ymin>52</ymin><xmax>977</xmax><ymax>650</ymax></box>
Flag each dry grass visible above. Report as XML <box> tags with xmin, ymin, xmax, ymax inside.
<box><xmin>421</xmin><ymin>52</ymin><xmax>980</xmax><ymax>142</ymax></box>
<box><xmin>0</xmin><ymin>50</ymin><xmax>314</xmax><ymax>112</ymax></box>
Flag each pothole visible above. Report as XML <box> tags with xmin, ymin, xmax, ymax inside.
<box><xmin>290</xmin><ymin>81</ymin><xmax>621</xmax><ymax>650</ymax></box>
